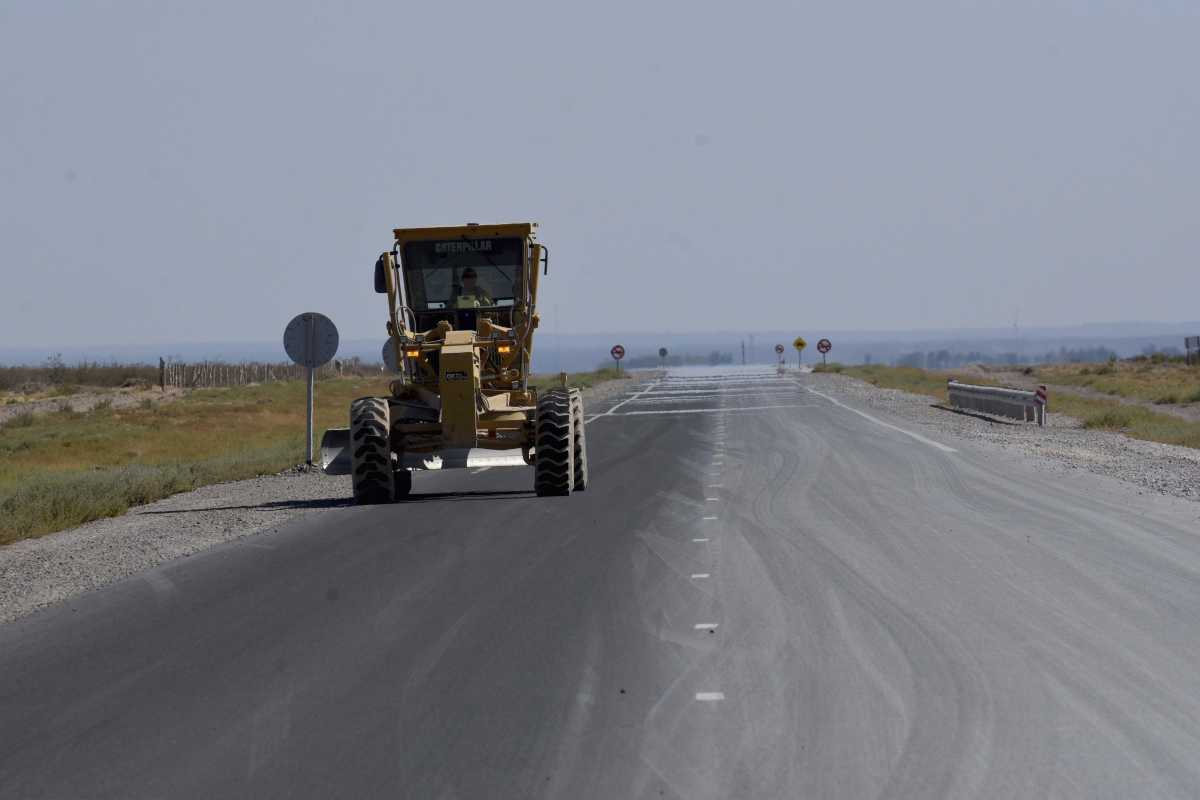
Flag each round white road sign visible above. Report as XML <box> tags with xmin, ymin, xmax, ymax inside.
<box><xmin>283</xmin><ymin>312</ymin><xmax>339</xmax><ymax>368</ymax></box>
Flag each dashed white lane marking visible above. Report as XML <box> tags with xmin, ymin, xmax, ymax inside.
<box><xmin>694</xmin><ymin>623</ymin><xmax>719</xmax><ymax>631</ymax></box>
<box><xmin>691</xmin><ymin>573</ymin><xmax>710</xmax><ymax>579</ymax></box>
<box><xmin>695</xmin><ymin>692</ymin><xmax>725</xmax><ymax>702</ymax></box>
<box><xmin>708</xmin><ymin>484</ymin><xmax>722</xmax><ymax>488</ymax></box>
<box><xmin>692</xmin><ymin>538</ymin><xmax>709</xmax><ymax>542</ymax></box>
<box><xmin>705</xmin><ymin>497</ymin><xmax>719</xmax><ymax>502</ymax></box>
<box><xmin>804</xmin><ymin>387</ymin><xmax>958</xmax><ymax>453</ymax></box>
<box><xmin>702</xmin><ymin>515</ymin><xmax>718</xmax><ymax>520</ymax></box>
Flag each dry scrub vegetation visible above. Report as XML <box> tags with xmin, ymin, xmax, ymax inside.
<box><xmin>1029</xmin><ymin>360</ymin><xmax>1200</xmax><ymax>406</ymax></box>
<box><xmin>0</xmin><ymin>377</ymin><xmax>390</xmax><ymax>545</ymax></box>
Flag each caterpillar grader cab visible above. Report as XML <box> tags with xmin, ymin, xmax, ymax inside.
<box><xmin>319</xmin><ymin>222</ymin><xmax>588</xmax><ymax>503</ymax></box>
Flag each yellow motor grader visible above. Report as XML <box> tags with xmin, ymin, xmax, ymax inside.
<box><xmin>320</xmin><ymin>222</ymin><xmax>587</xmax><ymax>503</ymax></box>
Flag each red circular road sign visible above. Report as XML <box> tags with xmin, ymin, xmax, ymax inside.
<box><xmin>817</xmin><ymin>338</ymin><xmax>832</xmax><ymax>354</ymax></box>
<box><xmin>611</xmin><ymin>344</ymin><xmax>626</xmax><ymax>360</ymax></box>
<box><xmin>774</xmin><ymin>344</ymin><xmax>784</xmax><ymax>354</ymax></box>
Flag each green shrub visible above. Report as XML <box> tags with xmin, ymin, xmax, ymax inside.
<box><xmin>1083</xmin><ymin>407</ymin><xmax>1138</xmax><ymax>429</ymax></box>
<box><xmin>6</xmin><ymin>411</ymin><xmax>36</xmax><ymax>428</ymax></box>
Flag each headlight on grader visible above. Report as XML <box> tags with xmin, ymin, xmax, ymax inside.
<box><xmin>404</xmin><ymin>347</ymin><xmax>421</xmax><ymax>359</ymax></box>
<box><xmin>496</xmin><ymin>343</ymin><xmax>513</xmax><ymax>354</ymax></box>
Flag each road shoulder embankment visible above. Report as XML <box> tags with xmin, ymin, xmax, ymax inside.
<box><xmin>807</xmin><ymin>372</ymin><xmax>1200</xmax><ymax>504</ymax></box>
<box><xmin>0</xmin><ymin>374</ymin><xmax>649</xmax><ymax>624</ymax></box>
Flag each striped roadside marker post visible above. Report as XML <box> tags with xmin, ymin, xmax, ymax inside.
<box><xmin>1034</xmin><ymin>385</ymin><xmax>1047</xmax><ymax>426</ymax></box>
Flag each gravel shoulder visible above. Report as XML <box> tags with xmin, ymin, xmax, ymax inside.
<box><xmin>808</xmin><ymin>372</ymin><xmax>1200</xmax><ymax>503</ymax></box>
<box><xmin>0</xmin><ymin>376</ymin><xmax>654</xmax><ymax>624</ymax></box>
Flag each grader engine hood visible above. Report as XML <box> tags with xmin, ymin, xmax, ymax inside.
<box><xmin>437</xmin><ymin>330</ymin><xmax>482</xmax><ymax>448</ymax></box>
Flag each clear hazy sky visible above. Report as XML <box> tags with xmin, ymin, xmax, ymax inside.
<box><xmin>2</xmin><ymin>1</ymin><xmax>1197</xmax><ymax>347</ymax></box>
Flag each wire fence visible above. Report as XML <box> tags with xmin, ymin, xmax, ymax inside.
<box><xmin>159</xmin><ymin>358</ymin><xmax>374</xmax><ymax>389</ymax></box>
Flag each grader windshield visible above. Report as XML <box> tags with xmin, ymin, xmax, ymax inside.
<box><xmin>402</xmin><ymin>238</ymin><xmax>523</xmax><ymax>311</ymax></box>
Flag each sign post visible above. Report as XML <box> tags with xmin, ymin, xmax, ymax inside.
<box><xmin>284</xmin><ymin>312</ymin><xmax>340</xmax><ymax>466</ymax></box>
<box><xmin>793</xmin><ymin>336</ymin><xmax>807</xmax><ymax>368</ymax></box>
<box><xmin>817</xmin><ymin>338</ymin><xmax>832</xmax><ymax>364</ymax></box>
<box><xmin>611</xmin><ymin>344</ymin><xmax>626</xmax><ymax>376</ymax></box>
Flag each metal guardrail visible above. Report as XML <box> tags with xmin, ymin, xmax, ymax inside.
<box><xmin>947</xmin><ymin>380</ymin><xmax>1046</xmax><ymax>426</ymax></box>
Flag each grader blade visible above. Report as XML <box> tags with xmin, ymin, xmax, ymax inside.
<box><xmin>320</xmin><ymin>427</ymin><xmax>351</xmax><ymax>475</ymax></box>
<box><xmin>400</xmin><ymin>448</ymin><xmax>530</xmax><ymax>470</ymax></box>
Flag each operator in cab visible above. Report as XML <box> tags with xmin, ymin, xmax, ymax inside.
<box><xmin>453</xmin><ymin>267</ymin><xmax>493</xmax><ymax>308</ymax></box>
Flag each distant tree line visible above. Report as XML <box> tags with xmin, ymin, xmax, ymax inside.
<box><xmin>893</xmin><ymin>346</ymin><xmax>1120</xmax><ymax>369</ymax></box>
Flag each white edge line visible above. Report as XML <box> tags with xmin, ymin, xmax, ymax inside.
<box><xmin>805</xmin><ymin>387</ymin><xmax>957</xmax><ymax>453</ymax></box>
<box><xmin>694</xmin><ymin>623</ymin><xmax>719</xmax><ymax>630</ymax></box>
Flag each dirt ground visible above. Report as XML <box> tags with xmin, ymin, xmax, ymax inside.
<box><xmin>0</xmin><ymin>386</ymin><xmax>188</xmax><ymax>427</ymax></box>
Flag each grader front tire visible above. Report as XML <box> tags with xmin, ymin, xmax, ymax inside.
<box><xmin>534</xmin><ymin>388</ymin><xmax>575</xmax><ymax>496</ymax></box>
<box><xmin>350</xmin><ymin>397</ymin><xmax>394</xmax><ymax>505</ymax></box>
<box><xmin>570</xmin><ymin>389</ymin><xmax>588</xmax><ymax>491</ymax></box>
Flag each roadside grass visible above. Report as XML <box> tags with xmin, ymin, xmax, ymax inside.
<box><xmin>0</xmin><ymin>368</ymin><xmax>623</xmax><ymax>545</ymax></box>
<box><xmin>830</xmin><ymin>365</ymin><xmax>1200</xmax><ymax>450</ymax></box>
<box><xmin>0</xmin><ymin>377</ymin><xmax>389</xmax><ymax>545</ymax></box>
<box><xmin>1031</xmin><ymin>361</ymin><xmax>1200</xmax><ymax>405</ymax></box>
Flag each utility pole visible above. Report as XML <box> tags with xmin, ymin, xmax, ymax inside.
<box><xmin>741</xmin><ymin>339</ymin><xmax>746</xmax><ymax>365</ymax></box>
<box><xmin>749</xmin><ymin>334</ymin><xmax>756</xmax><ymax>364</ymax></box>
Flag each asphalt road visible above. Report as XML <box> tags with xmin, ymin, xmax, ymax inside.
<box><xmin>4</xmin><ymin>367</ymin><xmax>1200</xmax><ymax>798</ymax></box>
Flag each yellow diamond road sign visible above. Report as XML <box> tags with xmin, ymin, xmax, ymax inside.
<box><xmin>793</xmin><ymin>336</ymin><xmax>807</xmax><ymax>351</ymax></box>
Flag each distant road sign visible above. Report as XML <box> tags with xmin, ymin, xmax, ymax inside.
<box><xmin>284</xmin><ymin>312</ymin><xmax>339</xmax><ymax>368</ymax></box>
<box><xmin>817</xmin><ymin>338</ymin><xmax>832</xmax><ymax>354</ymax></box>
<box><xmin>774</xmin><ymin>344</ymin><xmax>784</xmax><ymax>354</ymax></box>
<box><xmin>793</xmin><ymin>336</ymin><xmax>807</xmax><ymax>351</ymax></box>
<box><xmin>658</xmin><ymin>347</ymin><xmax>668</xmax><ymax>358</ymax></box>
<box><xmin>611</xmin><ymin>344</ymin><xmax>626</xmax><ymax>360</ymax></box>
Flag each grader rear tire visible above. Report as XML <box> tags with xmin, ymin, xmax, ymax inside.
<box><xmin>534</xmin><ymin>388</ymin><xmax>574</xmax><ymax>496</ymax></box>
<box><xmin>350</xmin><ymin>397</ymin><xmax>393</xmax><ymax>504</ymax></box>
<box><xmin>569</xmin><ymin>389</ymin><xmax>588</xmax><ymax>491</ymax></box>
